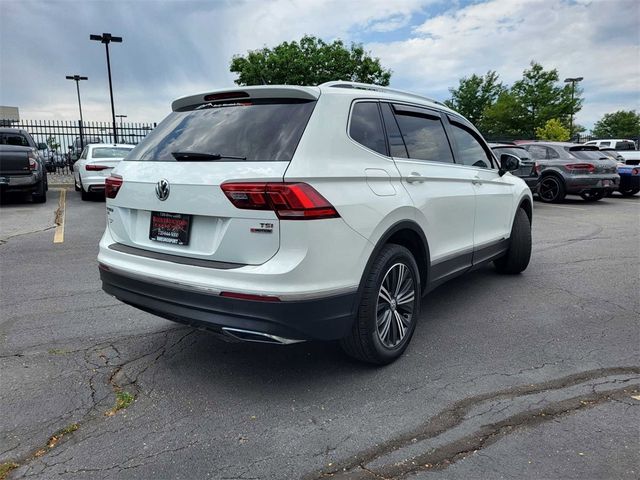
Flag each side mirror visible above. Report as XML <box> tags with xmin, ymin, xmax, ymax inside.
<box><xmin>499</xmin><ymin>153</ymin><xmax>521</xmax><ymax>176</ymax></box>
<box><xmin>37</xmin><ymin>143</ymin><xmax>48</xmax><ymax>150</ymax></box>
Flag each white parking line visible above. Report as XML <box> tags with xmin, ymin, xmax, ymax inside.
<box><xmin>53</xmin><ymin>189</ymin><xmax>66</xmax><ymax>243</ymax></box>
<box><xmin>535</xmin><ymin>204</ymin><xmax>585</xmax><ymax>211</ymax></box>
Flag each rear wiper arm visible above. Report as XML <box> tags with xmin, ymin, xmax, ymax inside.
<box><xmin>171</xmin><ymin>152</ymin><xmax>247</xmax><ymax>161</ymax></box>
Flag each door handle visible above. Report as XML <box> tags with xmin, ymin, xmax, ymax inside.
<box><xmin>472</xmin><ymin>176</ymin><xmax>483</xmax><ymax>185</ymax></box>
<box><xmin>406</xmin><ymin>172</ymin><xmax>424</xmax><ymax>184</ymax></box>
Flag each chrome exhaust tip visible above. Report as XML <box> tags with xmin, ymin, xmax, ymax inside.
<box><xmin>221</xmin><ymin>327</ymin><xmax>305</xmax><ymax>345</ymax></box>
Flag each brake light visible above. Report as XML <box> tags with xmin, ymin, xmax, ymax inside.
<box><xmin>105</xmin><ymin>175</ymin><xmax>123</xmax><ymax>199</ymax></box>
<box><xmin>221</xmin><ymin>182</ymin><xmax>339</xmax><ymax>220</ymax></box>
<box><xmin>86</xmin><ymin>164</ymin><xmax>109</xmax><ymax>171</ymax></box>
<box><xmin>566</xmin><ymin>163</ymin><xmax>595</xmax><ymax>173</ymax></box>
<box><xmin>220</xmin><ymin>291</ymin><xmax>281</xmax><ymax>302</ymax></box>
<box><xmin>633</xmin><ymin>168</ymin><xmax>639</xmax><ymax>175</ymax></box>
<box><xmin>28</xmin><ymin>150</ymin><xmax>38</xmax><ymax>170</ymax></box>
<box><xmin>203</xmin><ymin>91</ymin><xmax>250</xmax><ymax>102</ymax></box>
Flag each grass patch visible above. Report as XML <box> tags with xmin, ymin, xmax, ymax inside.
<box><xmin>0</xmin><ymin>462</ymin><xmax>19</xmax><ymax>479</ymax></box>
<box><xmin>105</xmin><ymin>391</ymin><xmax>134</xmax><ymax>416</ymax></box>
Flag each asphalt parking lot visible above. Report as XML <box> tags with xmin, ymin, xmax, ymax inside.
<box><xmin>1</xmin><ymin>189</ymin><xmax>638</xmax><ymax>479</ymax></box>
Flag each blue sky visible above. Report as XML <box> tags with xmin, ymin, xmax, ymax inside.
<box><xmin>1</xmin><ymin>0</ymin><xmax>638</xmax><ymax>131</ymax></box>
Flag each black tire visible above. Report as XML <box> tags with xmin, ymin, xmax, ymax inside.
<box><xmin>340</xmin><ymin>244</ymin><xmax>421</xmax><ymax>365</ymax></box>
<box><xmin>620</xmin><ymin>188</ymin><xmax>639</xmax><ymax>197</ymax></box>
<box><xmin>537</xmin><ymin>175</ymin><xmax>566</xmax><ymax>203</ymax></box>
<box><xmin>494</xmin><ymin>208</ymin><xmax>531</xmax><ymax>274</ymax></box>
<box><xmin>31</xmin><ymin>180</ymin><xmax>47</xmax><ymax>203</ymax></box>
<box><xmin>580</xmin><ymin>189</ymin><xmax>604</xmax><ymax>201</ymax></box>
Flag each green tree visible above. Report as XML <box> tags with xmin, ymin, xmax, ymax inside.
<box><xmin>480</xmin><ymin>91</ymin><xmax>529</xmax><ymax>137</ymax></box>
<box><xmin>592</xmin><ymin>110</ymin><xmax>640</xmax><ymax>138</ymax></box>
<box><xmin>444</xmin><ymin>71</ymin><xmax>505</xmax><ymax>125</ymax></box>
<box><xmin>510</xmin><ymin>62</ymin><xmax>581</xmax><ymax>137</ymax></box>
<box><xmin>535</xmin><ymin>118</ymin><xmax>570</xmax><ymax>141</ymax></box>
<box><xmin>46</xmin><ymin>136</ymin><xmax>60</xmax><ymax>151</ymax></box>
<box><xmin>230</xmin><ymin>35</ymin><xmax>391</xmax><ymax>86</ymax></box>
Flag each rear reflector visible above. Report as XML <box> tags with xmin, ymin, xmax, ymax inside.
<box><xmin>220</xmin><ymin>291</ymin><xmax>281</xmax><ymax>302</ymax></box>
<box><xmin>105</xmin><ymin>174</ymin><xmax>123</xmax><ymax>199</ymax></box>
<box><xmin>86</xmin><ymin>164</ymin><xmax>109</xmax><ymax>171</ymax></box>
<box><xmin>566</xmin><ymin>163</ymin><xmax>595</xmax><ymax>173</ymax></box>
<box><xmin>221</xmin><ymin>182</ymin><xmax>339</xmax><ymax>220</ymax></box>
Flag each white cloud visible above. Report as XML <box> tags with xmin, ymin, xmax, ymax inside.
<box><xmin>370</xmin><ymin>0</ymin><xmax>640</xmax><ymax>128</ymax></box>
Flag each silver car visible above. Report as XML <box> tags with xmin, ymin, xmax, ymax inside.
<box><xmin>519</xmin><ymin>142</ymin><xmax>619</xmax><ymax>202</ymax></box>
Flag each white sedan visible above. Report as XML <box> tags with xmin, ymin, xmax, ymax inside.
<box><xmin>73</xmin><ymin>144</ymin><xmax>134</xmax><ymax>200</ymax></box>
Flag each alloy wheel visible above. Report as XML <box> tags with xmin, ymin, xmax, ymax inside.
<box><xmin>539</xmin><ymin>177</ymin><xmax>560</xmax><ymax>202</ymax></box>
<box><xmin>376</xmin><ymin>263</ymin><xmax>415</xmax><ymax>348</ymax></box>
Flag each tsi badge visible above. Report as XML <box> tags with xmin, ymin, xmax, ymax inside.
<box><xmin>155</xmin><ymin>179</ymin><xmax>170</xmax><ymax>201</ymax></box>
<box><xmin>250</xmin><ymin>222</ymin><xmax>274</xmax><ymax>234</ymax></box>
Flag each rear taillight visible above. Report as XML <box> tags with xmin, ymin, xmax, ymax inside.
<box><xmin>534</xmin><ymin>162</ymin><xmax>541</xmax><ymax>174</ymax></box>
<box><xmin>566</xmin><ymin>163</ymin><xmax>595</xmax><ymax>173</ymax></box>
<box><xmin>105</xmin><ymin>175</ymin><xmax>123</xmax><ymax>199</ymax></box>
<box><xmin>28</xmin><ymin>151</ymin><xmax>38</xmax><ymax>170</ymax></box>
<box><xmin>633</xmin><ymin>168</ymin><xmax>639</xmax><ymax>175</ymax></box>
<box><xmin>221</xmin><ymin>182</ymin><xmax>339</xmax><ymax>220</ymax></box>
<box><xmin>86</xmin><ymin>164</ymin><xmax>109</xmax><ymax>171</ymax></box>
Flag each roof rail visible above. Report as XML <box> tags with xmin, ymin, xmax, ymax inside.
<box><xmin>320</xmin><ymin>81</ymin><xmax>446</xmax><ymax>107</ymax></box>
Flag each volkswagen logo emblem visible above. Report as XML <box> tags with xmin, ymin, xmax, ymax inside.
<box><xmin>155</xmin><ymin>179</ymin><xmax>170</xmax><ymax>201</ymax></box>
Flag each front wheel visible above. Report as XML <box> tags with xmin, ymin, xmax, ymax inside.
<box><xmin>538</xmin><ymin>176</ymin><xmax>566</xmax><ymax>203</ymax></box>
<box><xmin>494</xmin><ymin>208</ymin><xmax>531</xmax><ymax>274</ymax></box>
<box><xmin>340</xmin><ymin>244</ymin><xmax>421</xmax><ymax>365</ymax></box>
<box><xmin>580</xmin><ymin>189</ymin><xmax>604</xmax><ymax>201</ymax></box>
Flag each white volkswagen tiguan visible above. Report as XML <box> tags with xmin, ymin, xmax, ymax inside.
<box><xmin>99</xmin><ymin>82</ymin><xmax>532</xmax><ymax>364</ymax></box>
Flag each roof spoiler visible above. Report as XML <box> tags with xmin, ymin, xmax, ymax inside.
<box><xmin>171</xmin><ymin>86</ymin><xmax>320</xmax><ymax>111</ymax></box>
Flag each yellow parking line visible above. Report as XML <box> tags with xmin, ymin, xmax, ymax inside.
<box><xmin>53</xmin><ymin>189</ymin><xmax>66</xmax><ymax>243</ymax></box>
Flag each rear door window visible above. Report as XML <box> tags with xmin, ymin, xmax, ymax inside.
<box><xmin>349</xmin><ymin>102</ymin><xmax>387</xmax><ymax>155</ymax></box>
<box><xmin>127</xmin><ymin>99</ymin><xmax>316</xmax><ymax>162</ymax></box>
<box><xmin>392</xmin><ymin>105</ymin><xmax>453</xmax><ymax>163</ymax></box>
<box><xmin>599</xmin><ymin>141</ymin><xmax>611</xmax><ymax>147</ymax></box>
<box><xmin>615</xmin><ymin>141</ymin><xmax>635</xmax><ymax>150</ymax></box>
<box><xmin>526</xmin><ymin>145</ymin><xmax>548</xmax><ymax>159</ymax></box>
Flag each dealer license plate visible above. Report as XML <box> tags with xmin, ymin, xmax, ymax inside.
<box><xmin>149</xmin><ymin>211</ymin><xmax>191</xmax><ymax>245</ymax></box>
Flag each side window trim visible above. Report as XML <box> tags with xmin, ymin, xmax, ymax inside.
<box><xmin>444</xmin><ymin>115</ymin><xmax>496</xmax><ymax>169</ymax></box>
<box><xmin>379</xmin><ymin>102</ymin><xmax>408</xmax><ymax>158</ymax></box>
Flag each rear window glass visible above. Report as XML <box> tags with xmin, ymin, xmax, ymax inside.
<box><xmin>126</xmin><ymin>100</ymin><xmax>316</xmax><ymax>162</ymax></box>
<box><xmin>492</xmin><ymin>147</ymin><xmax>530</xmax><ymax>160</ymax></box>
<box><xmin>349</xmin><ymin>102</ymin><xmax>387</xmax><ymax>155</ymax></box>
<box><xmin>92</xmin><ymin>147</ymin><xmax>134</xmax><ymax>158</ymax></box>
<box><xmin>567</xmin><ymin>148</ymin><xmax>607</xmax><ymax>160</ymax></box>
<box><xmin>0</xmin><ymin>133</ymin><xmax>29</xmax><ymax>146</ymax></box>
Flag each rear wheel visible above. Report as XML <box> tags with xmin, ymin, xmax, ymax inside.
<box><xmin>494</xmin><ymin>208</ymin><xmax>531</xmax><ymax>274</ymax></box>
<box><xmin>31</xmin><ymin>180</ymin><xmax>47</xmax><ymax>203</ymax></box>
<box><xmin>538</xmin><ymin>175</ymin><xmax>565</xmax><ymax>203</ymax></box>
<box><xmin>580</xmin><ymin>189</ymin><xmax>604</xmax><ymax>201</ymax></box>
<box><xmin>620</xmin><ymin>187</ymin><xmax>639</xmax><ymax>197</ymax></box>
<box><xmin>341</xmin><ymin>244</ymin><xmax>420</xmax><ymax>365</ymax></box>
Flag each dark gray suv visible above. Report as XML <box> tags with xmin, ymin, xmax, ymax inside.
<box><xmin>520</xmin><ymin>142</ymin><xmax>619</xmax><ymax>202</ymax></box>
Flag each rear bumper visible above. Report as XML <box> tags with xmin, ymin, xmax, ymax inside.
<box><xmin>565</xmin><ymin>174</ymin><xmax>619</xmax><ymax>193</ymax></box>
<box><xmin>0</xmin><ymin>172</ymin><xmax>40</xmax><ymax>192</ymax></box>
<box><xmin>619</xmin><ymin>175</ymin><xmax>640</xmax><ymax>190</ymax></box>
<box><xmin>100</xmin><ymin>265</ymin><xmax>358</xmax><ymax>341</ymax></box>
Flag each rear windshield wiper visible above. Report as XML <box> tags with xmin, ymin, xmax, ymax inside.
<box><xmin>171</xmin><ymin>152</ymin><xmax>247</xmax><ymax>161</ymax></box>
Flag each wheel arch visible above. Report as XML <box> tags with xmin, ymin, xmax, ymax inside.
<box><xmin>357</xmin><ymin>221</ymin><xmax>431</xmax><ymax>299</ymax></box>
<box><xmin>517</xmin><ymin>197</ymin><xmax>533</xmax><ymax>225</ymax></box>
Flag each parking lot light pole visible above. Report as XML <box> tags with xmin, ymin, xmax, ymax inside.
<box><xmin>90</xmin><ymin>33</ymin><xmax>122</xmax><ymax>143</ymax></box>
<box><xmin>564</xmin><ymin>77</ymin><xmax>583</xmax><ymax>140</ymax></box>
<box><xmin>65</xmin><ymin>75</ymin><xmax>88</xmax><ymax>150</ymax></box>
<box><xmin>116</xmin><ymin>115</ymin><xmax>127</xmax><ymax>144</ymax></box>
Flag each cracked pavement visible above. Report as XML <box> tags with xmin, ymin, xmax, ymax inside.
<box><xmin>1</xmin><ymin>192</ymin><xmax>638</xmax><ymax>479</ymax></box>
